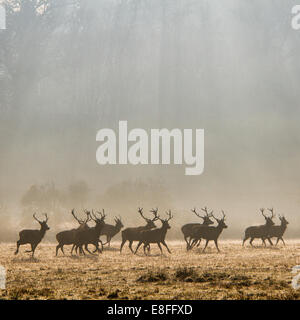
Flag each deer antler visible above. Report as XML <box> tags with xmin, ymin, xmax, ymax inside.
<box><xmin>221</xmin><ymin>210</ymin><xmax>226</xmax><ymax>219</ymax></box>
<box><xmin>33</xmin><ymin>213</ymin><xmax>42</xmax><ymax>223</ymax></box>
<box><xmin>83</xmin><ymin>210</ymin><xmax>91</xmax><ymax>223</ymax></box>
<box><xmin>138</xmin><ymin>207</ymin><xmax>148</xmax><ymax>221</ymax></box>
<box><xmin>191</xmin><ymin>208</ymin><xmax>204</xmax><ymax>219</ymax></box>
<box><xmin>201</xmin><ymin>207</ymin><xmax>209</xmax><ymax>214</ymax></box>
<box><xmin>44</xmin><ymin>213</ymin><xmax>48</xmax><ymax>222</ymax></box>
<box><xmin>166</xmin><ymin>210</ymin><xmax>173</xmax><ymax>221</ymax></box>
<box><xmin>150</xmin><ymin>208</ymin><xmax>159</xmax><ymax>221</ymax></box>
<box><xmin>268</xmin><ymin>208</ymin><xmax>275</xmax><ymax>219</ymax></box>
<box><xmin>260</xmin><ymin>208</ymin><xmax>266</xmax><ymax>218</ymax></box>
<box><xmin>71</xmin><ymin>209</ymin><xmax>84</xmax><ymax>224</ymax></box>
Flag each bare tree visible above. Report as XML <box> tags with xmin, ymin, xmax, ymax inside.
<box><xmin>181</xmin><ymin>207</ymin><xmax>214</xmax><ymax>250</ymax></box>
<box><xmin>15</xmin><ymin>213</ymin><xmax>50</xmax><ymax>257</ymax></box>
<box><xmin>242</xmin><ymin>208</ymin><xmax>275</xmax><ymax>247</ymax></box>
<box><xmin>134</xmin><ymin>210</ymin><xmax>173</xmax><ymax>255</ymax></box>
<box><xmin>120</xmin><ymin>208</ymin><xmax>158</xmax><ymax>253</ymax></box>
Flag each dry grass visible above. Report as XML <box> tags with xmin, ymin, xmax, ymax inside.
<box><xmin>1</xmin><ymin>240</ymin><xmax>300</xmax><ymax>300</ymax></box>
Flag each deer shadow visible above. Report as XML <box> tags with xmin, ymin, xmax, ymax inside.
<box><xmin>11</xmin><ymin>256</ymin><xmax>40</xmax><ymax>263</ymax></box>
<box><xmin>244</xmin><ymin>245</ymin><xmax>280</xmax><ymax>251</ymax></box>
<box><xmin>102</xmin><ymin>246</ymin><xmax>120</xmax><ymax>252</ymax></box>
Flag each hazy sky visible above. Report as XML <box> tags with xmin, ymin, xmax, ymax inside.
<box><xmin>1</xmin><ymin>0</ymin><xmax>300</xmax><ymax>239</ymax></box>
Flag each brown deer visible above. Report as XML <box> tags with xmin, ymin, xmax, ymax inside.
<box><xmin>15</xmin><ymin>213</ymin><xmax>50</xmax><ymax>257</ymax></box>
<box><xmin>189</xmin><ymin>211</ymin><xmax>227</xmax><ymax>252</ymax></box>
<box><xmin>134</xmin><ymin>210</ymin><xmax>173</xmax><ymax>255</ymax></box>
<box><xmin>100</xmin><ymin>216</ymin><xmax>124</xmax><ymax>247</ymax></box>
<box><xmin>55</xmin><ymin>209</ymin><xmax>91</xmax><ymax>256</ymax></box>
<box><xmin>74</xmin><ymin>210</ymin><xmax>106</xmax><ymax>255</ymax></box>
<box><xmin>267</xmin><ymin>214</ymin><xmax>289</xmax><ymax>246</ymax></box>
<box><xmin>120</xmin><ymin>208</ymin><xmax>158</xmax><ymax>253</ymax></box>
<box><xmin>181</xmin><ymin>207</ymin><xmax>214</xmax><ymax>250</ymax></box>
<box><xmin>242</xmin><ymin>208</ymin><xmax>275</xmax><ymax>247</ymax></box>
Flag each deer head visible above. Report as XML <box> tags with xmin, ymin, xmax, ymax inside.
<box><xmin>158</xmin><ymin>210</ymin><xmax>173</xmax><ymax>229</ymax></box>
<box><xmin>278</xmin><ymin>215</ymin><xmax>289</xmax><ymax>226</ymax></box>
<box><xmin>200</xmin><ymin>207</ymin><xmax>214</xmax><ymax>225</ymax></box>
<box><xmin>91</xmin><ymin>209</ymin><xmax>106</xmax><ymax>224</ymax></box>
<box><xmin>211</xmin><ymin>210</ymin><xmax>227</xmax><ymax>229</ymax></box>
<box><xmin>260</xmin><ymin>208</ymin><xmax>275</xmax><ymax>227</ymax></box>
<box><xmin>33</xmin><ymin>213</ymin><xmax>50</xmax><ymax>231</ymax></box>
<box><xmin>114</xmin><ymin>216</ymin><xmax>124</xmax><ymax>229</ymax></box>
<box><xmin>138</xmin><ymin>207</ymin><xmax>157</xmax><ymax>228</ymax></box>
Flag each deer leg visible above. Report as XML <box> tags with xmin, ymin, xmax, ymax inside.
<box><xmin>280</xmin><ymin>237</ymin><xmax>286</xmax><ymax>246</ymax></box>
<box><xmin>143</xmin><ymin>243</ymin><xmax>148</xmax><ymax>255</ymax></box>
<box><xmin>79</xmin><ymin>245</ymin><xmax>85</xmax><ymax>255</ymax></box>
<box><xmin>262</xmin><ymin>238</ymin><xmax>267</xmax><ymax>246</ymax></box>
<box><xmin>242</xmin><ymin>237</ymin><xmax>249</xmax><ymax>246</ymax></box>
<box><xmin>267</xmin><ymin>238</ymin><xmax>273</xmax><ymax>246</ymax></box>
<box><xmin>249</xmin><ymin>238</ymin><xmax>254</xmax><ymax>246</ymax></box>
<box><xmin>15</xmin><ymin>241</ymin><xmax>21</xmax><ymax>255</ymax></box>
<box><xmin>71</xmin><ymin>244</ymin><xmax>76</xmax><ymax>255</ymax></box>
<box><xmin>55</xmin><ymin>244</ymin><xmax>60</xmax><ymax>256</ymax></box>
<box><xmin>106</xmin><ymin>236</ymin><xmax>111</xmax><ymax>247</ymax></box>
<box><xmin>196</xmin><ymin>239</ymin><xmax>202</xmax><ymax>247</ymax></box>
<box><xmin>190</xmin><ymin>238</ymin><xmax>197</xmax><ymax>250</ymax></box>
<box><xmin>25</xmin><ymin>244</ymin><xmax>33</xmax><ymax>253</ymax></box>
<box><xmin>161</xmin><ymin>240</ymin><xmax>171</xmax><ymax>254</ymax></box>
<box><xmin>129</xmin><ymin>241</ymin><xmax>135</xmax><ymax>253</ymax></box>
<box><xmin>134</xmin><ymin>241</ymin><xmax>142</xmax><ymax>254</ymax></box>
<box><xmin>31</xmin><ymin>244</ymin><xmax>38</xmax><ymax>257</ymax></box>
<box><xmin>98</xmin><ymin>240</ymin><xmax>103</xmax><ymax>253</ymax></box>
<box><xmin>84</xmin><ymin>244</ymin><xmax>95</xmax><ymax>255</ymax></box>
<box><xmin>157</xmin><ymin>242</ymin><xmax>163</xmax><ymax>255</ymax></box>
<box><xmin>120</xmin><ymin>240</ymin><xmax>126</xmax><ymax>253</ymax></box>
<box><xmin>184</xmin><ymin>236</ymin><xmax>188</xmax><ymax>246</ymax></box>
<box><xmin>214</xmin><ymin>240</ymin><xmax>220</xmax><ymax>252</ymax></box>
<box><xmin>202</xmin><ymin>240</ymin><xmax>209</xmax><ymax>252</ymax></box>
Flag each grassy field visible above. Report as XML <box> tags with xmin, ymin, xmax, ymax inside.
<box><xmin>1</xmin><ymin>240</ymin><xmax>300</xmax><ymax>300</ymax></box>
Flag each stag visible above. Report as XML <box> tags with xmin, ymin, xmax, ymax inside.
<box><xmin>134</xmin><ymin>210</ymin><xmax>173</xmax><ymax>255</ymax></box>
<box><xmin>242</xmin><ymin>208</ymin><xmax>275</xmax><ymax>247</ymax></box>
<box><xmin>189</xmin><ymin>211</ymin><xmax>227</xmax><ymax>252</ymax></box>
<box><xmin>120</xmin><ymin>208</ymin><xmax>158</xmax><ymax>253</ymax></box>
<box><xmin>181</xmin><ymin>207</ymin><xmax>214</xmax><ymax>250</ymax></box>
<box><xmin>100</xmin><ymin>216</ymin><xmax>124</xmax><ymax>247</ymax></box>
<box><xmin>15</xmin><ymin>213</ymin><xmax>50</xmax><ymax>257</ymax></box>
<box><xmin>74</xmin><ymin>210</ymin><xmax>106</xmax><ymax>255</ymax></box>
<box><xmin>55</xmin><ymin>209</ymin><xmax>91</xmax><ymax>256</ymax></box>
<box><xmin>267</xmin><ymin>214</ymin><xmax>289</xmax><ymax>246</ymax></box>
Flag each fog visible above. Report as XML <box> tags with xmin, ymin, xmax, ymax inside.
<box><xmin>1</xmin><ymin>0</ymin><xmax>300</xmax><ymax>241</ymax></box>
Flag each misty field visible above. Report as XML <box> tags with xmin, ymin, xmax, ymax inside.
<box><xmin>1</xmin><ymin>240</ymin><xmax>300</xmax><ymax>300</ymax></box>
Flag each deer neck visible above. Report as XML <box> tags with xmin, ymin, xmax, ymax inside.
<box><xmin>280</xmin><ymin>222</ymin><xmax>287</xmax><ymax>232</ymax></box>
<box><xmin>40</xmin><ymin>227</ymin><xmax>47</xmax><ymax>238</ymax></box>
<box><xmin>216</xmin><ymin>224</ymin><xmax>225</xmax><ymax>235</ymax></box>
<box><xmin>160</xmin><ymin>225</ymin><xmax>169</xmax><ymax>236</ymax></box>
<box><xmin>95</xmin><ymin>223</ymin><xmax>104</xmax><ymax>236</ymax></box>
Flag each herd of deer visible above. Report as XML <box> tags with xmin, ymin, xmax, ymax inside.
<box><xmin>14</xmin><ymin>207</ymin><xmax>289</xmax><ymax>257</ymax></box>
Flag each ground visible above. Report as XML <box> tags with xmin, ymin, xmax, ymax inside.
<box><xmin>1</xmin><ymin>240</ymin><xmax>300</xmax><ymax>300</ymax></box>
